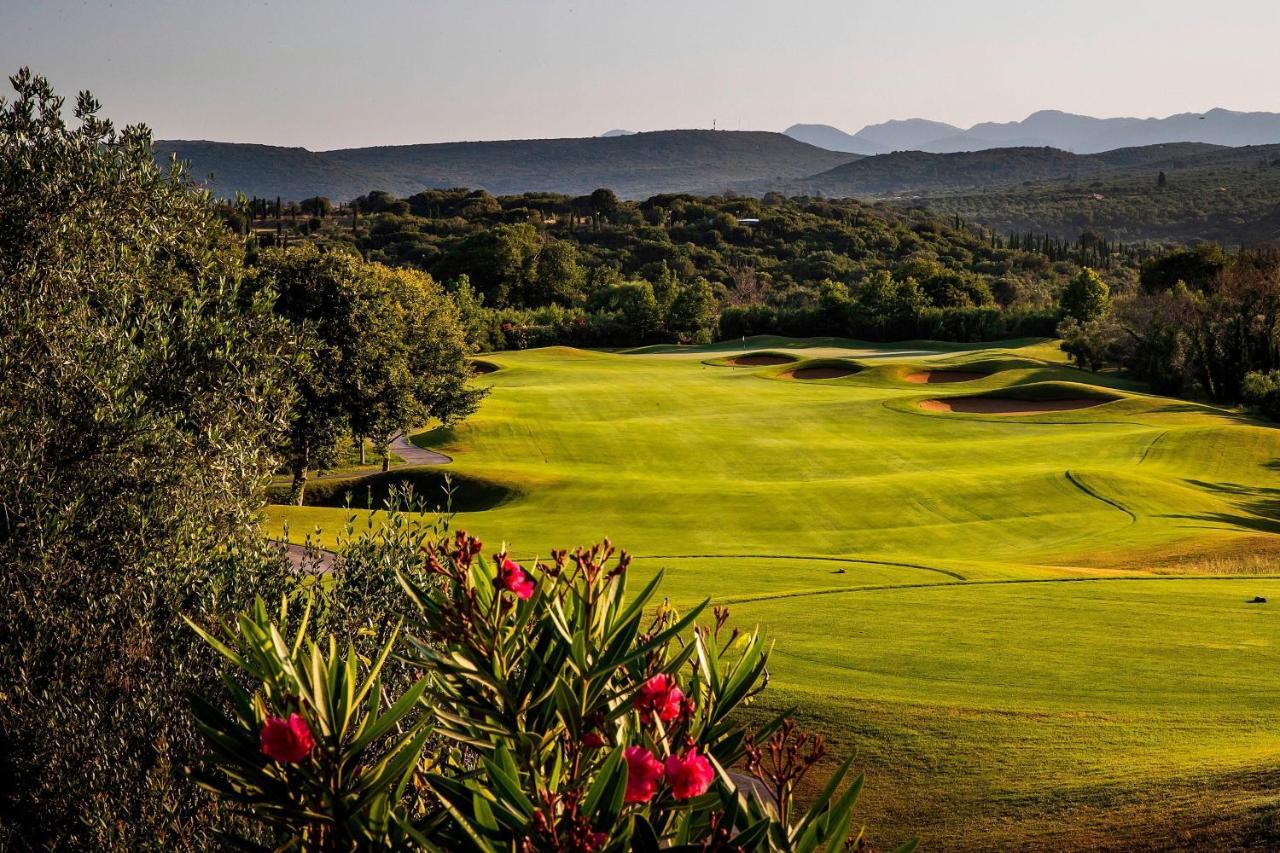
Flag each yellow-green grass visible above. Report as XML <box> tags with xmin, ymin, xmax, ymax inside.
<box><xmin>267</xmin><ymin>336</ymin><xmax>1280</xmax><ymax>850</ymax></box>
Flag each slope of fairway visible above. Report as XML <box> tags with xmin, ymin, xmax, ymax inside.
<box><xmin>268</xmin><ymin>337</ymin><xmax>1280</xmax><ymax>850</ymax></box>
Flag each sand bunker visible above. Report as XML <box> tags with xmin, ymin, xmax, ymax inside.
<box><xmin>788</xmin><ymin>366</ymin><xmax>858</xmax><ymax>380</ymax></box>
<box><xmin>726</xmin><ymin>354</ymin><xmax>796</xmax><ymax>367</ymax></box>
<box><xmin>919</xmin><ymin>397</ymin><xmax>1105</xmax><ymax>415</ymax></box>
<box><xmin>471</xmin><ymin>360</ymin><xmax>499</xmax><ymax>375</ymax></box>
<box><xmin>905</xmin><ymin>370</ymin><xmax>988</xmax><ymax>384</ymax></box>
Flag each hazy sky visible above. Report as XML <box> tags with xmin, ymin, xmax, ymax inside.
<box><xmin>4</xmin><ymin>0</ymin><xmax>1277</xmax><ymax>149</ymax></box>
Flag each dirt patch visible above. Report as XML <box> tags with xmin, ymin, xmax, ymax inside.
<box><xmin>919</xmin><ymin>397</ymin><xmax>1105</xmax><ymax>415</ymax></box>
<box><xmin>727</xmin><ymin>354</ymin><xmax>796</xmax><ymax>367</ymax></box>
<box><xmin>471</xmin><ymin>360</ymin><xmax>499</xmax><ymax>375</ymax></box>
<box><xmin>904</xmin><ymin>370</ymin><xmax>988</xmax><ymax>384</ymax></box>
<box><xmin>788</xmin><ymin>366</ymin><xmax>858</xmax><ymax>380</ymax></box>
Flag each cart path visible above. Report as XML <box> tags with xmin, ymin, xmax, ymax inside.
<box><xmin>280</xmin><ymin>430</ymin><xmax>448</xmax><ymax>570</ymax></box>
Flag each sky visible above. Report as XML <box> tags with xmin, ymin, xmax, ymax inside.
<box><xmin>3</xmin><ymin>0</ymin><xmax>1278</xmax><ymax>150</ymax></box>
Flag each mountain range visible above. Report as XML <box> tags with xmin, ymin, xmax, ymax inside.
<box><xmin>154</xmin><ymin>131</ymin><xmax>852</xmax><ymax>201</ymax></box>
<box><xmin>153</xmin><ymin>109</ymin><xmax>1280</xmax><ymax>213</ymax></box>
<box><xmin>785</xmin><ymin>108</ymin><xmax>1280</xmax><ymax>155</ymax></box>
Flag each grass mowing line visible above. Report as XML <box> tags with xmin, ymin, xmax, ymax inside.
<box><xmin>632</xmin><ymin>553</ymin><xmax>966</xmax><ymax>581</ymax></box>
<box><xmin>722</xmin><ymin>572</ymin><xmax>1280</xmax><ymax>607</ymax></box>
<box><xmin>1137</xmin><ymin>430</ymin><xmax>1169</xmax><ymax>466</ymax></box>
<box><xmin>1065</xmin><ymin>470</ymin><xmax>1138</xmax><ymax>524</ymax></box>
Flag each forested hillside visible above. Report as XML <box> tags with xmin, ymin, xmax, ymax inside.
<box><xmin>912</xmin><ymin>153</ymin><xmax>1280</xmax><ymax>243</ymax></box>
<box><xmin>790</xmin><ymin>142</ymin><xmax>1240</xmax><ymax>197</ymax></box>
<box><xmin>155</xmin><ymin>131</ymin><xmax>854</xmax><ymax>200</ymax></box>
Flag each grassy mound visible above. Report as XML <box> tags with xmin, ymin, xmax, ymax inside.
<box><xmin>269</xmin><ymin>467</ymin><xmax>518</xmax><ymax>511</ymax></box>
<box><xmin>904</xmin><ymin>369</ymin><xmax>989</xmax><ymax>384</ymax></box>
<box><xmin>783</xmin><ymin>358</ymin><xmax>863</xmax><ymax>380</ymax></box>
<box><xmin>706</xmin><ymin>351</ymin><xmax>799</xmax><ymax>367</ymax></box>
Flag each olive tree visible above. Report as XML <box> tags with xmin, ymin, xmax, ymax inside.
<box><xmin>0</xmin><ymin>69</ymin><xmax>294</xmax><ymax>848</ymax></box>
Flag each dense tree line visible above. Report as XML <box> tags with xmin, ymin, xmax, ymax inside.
<box><xmin>1060</xmin><ymin>245</ymin><xmax>1280</xmax><ymax>413</ymax></box>
<box><xmin>256</xmin><ymin>187</ymin><xmax>1140</xmax><ymax>350</ymax></box>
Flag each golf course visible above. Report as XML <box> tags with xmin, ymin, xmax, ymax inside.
<box><xmin>268</xmin><ymin>336</ymin><xmax>1280</xmax><ymax>850</ymax></box>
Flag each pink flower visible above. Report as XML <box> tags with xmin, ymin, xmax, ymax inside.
<box><xmin>635</xmin><ymin>673</ymin><xmax>684</xmax><ymax>722</ymax></box>
<box><xmin>497</xmin><ymin>557</ymin><xmax>535</xmax><ymax>600</ymax></box>
<box><xmin>260</xmin><ymin>713</ymin><xmax>314</xmax><ymax>764</ymax></box>
<box><xmin>665</xmin><ymin>750</ymin><xmax>715</xmax><ymax>799</ymax></box>
<box><xmin>623</xmin><ymin>746</ymin><xmax>664</xmax><ymax>803</ymax></box>
<box><xmin>583</xmin><ymin>731</ymin><xmax>608</xmax><ymax>749</ymax></box>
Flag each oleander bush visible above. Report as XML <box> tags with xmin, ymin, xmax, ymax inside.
<box><xmin>192</xmin><ymin>526</ymin><xmax>914</xmax><ymax>852</ymax></box>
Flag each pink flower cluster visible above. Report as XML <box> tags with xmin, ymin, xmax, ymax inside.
<box><xmin>618</xmin><ymin>673</ymin><xmax>713</xmax><ymax>803</ymax></box>
<box><xmin>623</xmin><ymin>746</ymin><xmax>714</xmax><ymax>803</ymax></box>
<box><xmin>496</xmin><ymin>556</ymin><xmax>535</xmax><ymax>600</ymax></box>
<box><xmin>635</xmin><ymin>673</ymin><xmax>684</xmax><ymax>723</ymax></box>
<box><xmin>259</xmin><ymin>713</ymin><xmax>313</xmax><ymax>764</ymax></box>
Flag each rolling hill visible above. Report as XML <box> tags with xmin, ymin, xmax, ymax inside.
<box><xmin>153</xmin><ymin>130</ymin><xmax>855</xmax><ymax>201</ymax></box>
<box><xmin>787</xmin><ymin>141</ymin><xmax>1266</xmax><ymax>198</ymax></box>
<box><xmin>153</xmin><ymin>141</ymin><xmax>378</xmax><ymax>202</ymax></box>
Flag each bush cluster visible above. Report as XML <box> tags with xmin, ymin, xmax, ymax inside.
<box><xmin>189</xmin><ymin>516</ymin><xmax>913</xmax><ymax>852</ymax></box>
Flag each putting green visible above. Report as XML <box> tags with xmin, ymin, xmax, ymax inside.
<box><xmin>268</xmin><ymin>337</ymin><xmax>1280</xmax><ymax>849</ymax></box>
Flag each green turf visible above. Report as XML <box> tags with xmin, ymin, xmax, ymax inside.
<box><xmin>267</xmin><ymin>336</ymin><xmax>1280</xmax><ymax>849</ymax></box>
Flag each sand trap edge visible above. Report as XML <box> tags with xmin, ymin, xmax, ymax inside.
<box><xmin>904</xmin><ymin>370</ymin><xmax>989</xmax><ymax>384</ymax></box>
<box><xmin>787</xmin><ymin>365</ymin><xmax>860</xmax><ymax>380</ymax></box>
<box><xmin>918</xmin><ymin>397</ymin><xmax>1109</xmax><ymax>415</ymax></box>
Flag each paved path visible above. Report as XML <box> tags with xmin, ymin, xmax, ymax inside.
<box><xmin>281</xmin><ymin>542</ymin><xmax>336</xmax><ymax>573</ymax></box>
<box><xmin>389</xmin><ymin>431</ymin><xmax>452</xmax><ymax>465</ymax></box>
<box><xmin>280</xmin><ymin>429</ymin><xmax>449</xmax><ymax>572</ymax></box>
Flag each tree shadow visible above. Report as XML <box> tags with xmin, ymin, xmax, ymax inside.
<box><xmin>1144</xmin><ymin>400</ymin><xmax>1261</xmax><ymax>423</ymax></box>
<box><xmin>1167</xmin><ymin>478</ymin><xmax>1280</xmax><ymax>535</ymax></box>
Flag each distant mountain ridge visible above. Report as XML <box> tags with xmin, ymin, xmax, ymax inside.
<box><xmin>156</xmin><ymin>123</ymin><xmax>1280</xmax><ymax>217</ymax></box>
<box><xmin>790</xmin><ymin>141</ymin><xmax>1265</xmax><ymax>197</ymax></box>
<box><xmin>154</xmin><ymin>130</ymin><xmax>854</xmax><ymax>201</ymax></box>
<box><xmin>785</xmin><ymin>120</ymin><xmax>960</xmax><ymax>155</ymax></box>
<box><xmin>787</xmin><ymin>108</ymin><xmax>1280</xmax><ymax>155</ymax></box>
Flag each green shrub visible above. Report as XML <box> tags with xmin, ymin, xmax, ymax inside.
<box><xmin>1059</xmin><ymin>268</ymin><xmax>1111</xmax><ymax>323</ymax></box>
<box><xmin>188</xmin><ymin>598</ymin><xmax>432</xmax><ymax>848</ymax></box>
<box><xmin>1242</xmin><ymin>370</ymin><xmax>1280</xmax><ymax>421</ymax></box>
<box><xmin>1058</xmin><ymin>316</ymin><xmax>1118</xmax><ymax>372</ymax></box>
<box><xmin>192</xmin><ymin>528</ymin><xmax>915</xmax><ymax>851</ymax></box>
<box><xmin>0</xmin><ymin>69</ymin><xmax>294</xmax><ymax>849</ymax></box>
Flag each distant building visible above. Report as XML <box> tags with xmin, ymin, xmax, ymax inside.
<box><xmin>736</xmin><ymin>218</ymin><xmax>761</xmax><ymax>225</ymax></box>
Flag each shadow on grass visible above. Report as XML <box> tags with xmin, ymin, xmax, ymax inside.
<box><xmin>1169</xmin><ymin>478</ymin><xmax>1280</xmax><ymax>534</ymax></box>
<box><xmin>269</xmin><ymin>467</ymin><xmax>520</xmax><ymax>512</ymax></box>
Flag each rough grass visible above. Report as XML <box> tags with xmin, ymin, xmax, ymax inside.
<box><xmin>267</xmin><ymin>336</ymin><xmax>1280</xmax><ymax>850</ymax></box>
